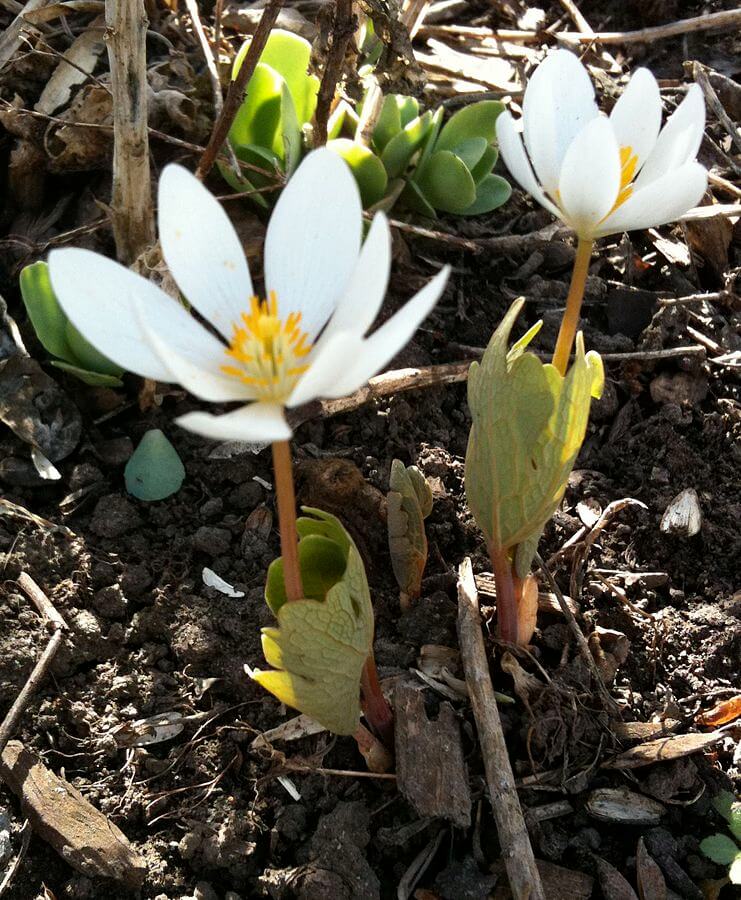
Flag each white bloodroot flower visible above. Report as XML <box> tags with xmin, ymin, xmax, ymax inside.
<box><xmin>48</xmin><ymin>149</ymin><xmax>450</xmax><ymax>442</ymax></box>
<box><xmin>496</xmin><ymin>50</ymin><xmax>708</xmax><ymax>240</ymax></box>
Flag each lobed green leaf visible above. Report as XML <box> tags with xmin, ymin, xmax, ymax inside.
<box><xmin>253</xmin><ymin>508</ymin><xmax>374</xmax><ymax>735</ymax></box>
<box><xmin>465</xmin><ymin>299</ymin><xmax>604</xmax><ymax>557</ymax></box>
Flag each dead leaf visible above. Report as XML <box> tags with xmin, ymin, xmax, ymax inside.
<box><xmin>697</xmin><ymin>695</ymin><xmax>741</xmax><ymax>727</ymax></box>
<box><xmin>500</xmin><ymin>651</ymin><xmax>543</xmax><ymax>709</ymax></box>
<box><xmin>595</xmin><ymin>857</ymin><xmax>639</xmax><ymax>900</ymax></box>
<box><xmin>604</xmin><ymin>731</ymin><xmax>725</xmax><ymax>770</ymax></box>
<box><xmin>35</xmin><ymin>17</ymin><xmax>106</xmax><ymax>116</ymax></box>
<box><xmin>636</xmin><ymin>837</ymin><xmax>667</xmax><ymax>900</ymax></box>
<box><xmin>110</xmin><ymin>712</ymin><xmax>185</xmax><ymax>748</ymax></box>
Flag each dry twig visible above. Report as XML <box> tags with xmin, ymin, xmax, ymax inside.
<box><xmin>457</xmin><ymin>558</ymin><xmax>545</xmax><ymax>900</ymax></box>
<box><xmin>314</xmin><ymin>0</ymin><xmax>354</xmax><ymax>146</ymax></box>
<box><xmin>196</xmin><ymin>0</ymin><xmax>285</xmax><ymax>179</ymax></box>
<box><xmin>105</xmin><ymin>0</ymin><xmax>155</xmax><ymax>262</ymax></box>
<box><xmin>534</xmin><ymin>552</ymin><xmax>620</xmax><ymax>717</ymax></box>
<box><xmin>0</xmin><ymin>574</ymin><xmax>68</xmax><ymax>756</ymax></box>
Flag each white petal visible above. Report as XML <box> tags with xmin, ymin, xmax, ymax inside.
<box><xmin>522</xmin><ymin>49</ymin><xmax>599</xmax><ymax>197</ymax></box>
<box><xmin>287</xmin><ymin>331</ymin><xmax>365</xmax><ymax>407</ymax></box>
<box><xmin>330</xmin><ymin>266</ymin><xmax>450</xmax><ymax>397</ymax></box>
<box><xmin>317</xmin><ymin>213</ymin><xmax>392</xmax><ymax>347</ymax></box>
<box><xmin>558</xmin><ymin>116</ymin><xmax>621</xmax><ymax>239</ymax></box>
<box><xmin>634</xmin><ymin>84</ymin><xmax>705</xmax><ymax>189</ymax></box>
<box><xmin>596</xmin><ymin>161</ymin><xmax>707</xmax><ymax>237</ymax></box>
<box><xmin>609</xmin><ymin>68</ymin><xmax>662</xmax><ymax>172</ymax></box>
<box><xmin>264</xmin><ymin>148</ymin><xmax>362</xmax><ymax>340</ymax></box>
<box><xmin>159</xmin><ymin>164</ymin><xmax>253</xmax><ymax>341</ymax></box>
<box><xmin>134</xmin><ymin>299</ymin><xmax>256</xmax><ymax>402</ymax></box>
<box><xmin>176</xmin><ymin>403</ymin><xmax>291</xmax><ymax>442</ymax></box>
<box><xmin>495</xmin><ymin>113</ymin><xmax>562</xmax><ymax>218</ymax></box>
<box><xmin>48</xmin><ymin>248</ymin><xmax>224</xmax><ymax>382</ymax></box>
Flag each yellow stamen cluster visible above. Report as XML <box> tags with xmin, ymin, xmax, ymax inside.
<box><xmin>612</xmin><ymin>145</ymin><xmax>638</xmax><ymax>212</ymax></box>
<box><xmin>221</xmin><ymin>292</ymin><xmax>311</xmax><ymax>401</ymax></box>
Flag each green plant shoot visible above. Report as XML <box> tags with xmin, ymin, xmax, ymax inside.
<box><xmin>222</xmin><ymin>29</ymin><xmax>319</xmax><ymax>206</ymax></box>
<box><xmin>19</xmin><ymin>261</ymin><xmax>124</xmax><ymax>387</ymax></box>
<box><xmin>387</xmin><ymin>459</ymin><xmax>433</xmax><ymax>608</ymax></box>
<box><xmin>465</xmin><ymin>298</ymin><xmax>603</xmax><ymax>643</ymax></box>
<box><xmin>700</xmin><ymin>791</ymin><xmax>741</xmax><ymax>885</ymax></box>
<box><xmin>250</xmin><ymin>508</ymin><xmax>375</xmax><ymax>736</ymax></box>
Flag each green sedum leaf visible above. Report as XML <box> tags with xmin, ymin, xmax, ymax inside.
<box><xmin>451</xmin><ymin>136</ymin><xmax>488</xmax><ymax>172</ymax></box>
<box><xmin>65</xmin><ymin>320</ymin><xmax>124</xmax><ymax>377</ymax></box>
<box><xmin>373</xmin><ymin>94</ymin><xmax>403</xmax><ymax>151</ymax></box>
<box><xmin>415</xmin><ymin>150</ymin><xmax>477</xmax><ymax>214</ymax></box>
<box><xmin>465</xmin><ymin>299</ymin><xmax>603</xmax><ymax>557</ymax></box>
<box><xmin>229</xmin><ymin>62</ymin><xmax>284</xmax><ymax>158</ymax></box>
<box><xmin>436</xmin><ymin>100</ymin><xmax>505</xmax><ymax>153</ymax></box>
<box><xmin>700</xmin><ymin>834</ymin><xmax>740</xmax><ymax>866</ymax></box>
<box><xmin>387</xmin><ymin>460</ymin><xmax>433</xmax><ymax>602</ymax></box>
<box><xmin>460</xmin><ymin>173</ymin><xmax>512</xmax><ymax>216</ymax></box>
<box><xmin>20</xmin><ymin>261</ymin><xmax>124</xmax><ymax>385</ymax></box>
<box><xmin>380</xmin><ymin>110</ymin><xmax>433</xmax><ymax>179</ymax></box>
<box><xmin>125</xmin><ymin>430</ymin><xmax>185</xmax><ymax>501</ymax></box>
<box><xmin>252</xmin><ymin>30</ymin><xmax>319</xmax><ymax>125</ymax></box>
<box><xmin>20</xmin><ymin>261</ymin><xmax>75</xmax><ymax>362</ymax></box>
<box><xmin>254</xmin><ymin>508</ymin><xmax>374</xmax><ymax>735</ymax></box>
<box><xmin>327</xmin><ymin>139</ymin><xmax>388</xmax><ymax>208</ymax></box>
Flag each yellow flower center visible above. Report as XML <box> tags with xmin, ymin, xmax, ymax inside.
<box><xmin>610</xmin><ymin>145</ymin><xmax>639</xmax><ymax>213</ymax></box>
<box><xmin>221</xmin><ymin>292</ymin><xmax>312</xmax><ymax>402</ymax></box>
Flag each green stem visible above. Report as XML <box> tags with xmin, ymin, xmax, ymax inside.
<box><xmin>271</xmin><ymin>440</ymin><xmax>304</xmax><ymax>602</ymax></box>
<box><xmin>551</xmin><ymin>238</ymin><xmax>594</xmax><ymax>376</ymax></box>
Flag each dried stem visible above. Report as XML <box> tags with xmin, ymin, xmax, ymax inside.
<box><xmin>196</xmin><ymin>0</ymin><xmax>285</xmax><ymax>179</ymax></box>
<box><xmin>271</xmin><ymin>440</ymin><xmax>304</xmax><ymax>602</ymax></box>
<box><xmin>551</xmin><ymin>238</ymin><xmax>593</xmax><ymax>375</ymax></box>
<box><xmin>314</xmin><ymin>0</ymin><xmax>355</xmax><ymax>146</ymax></box>
<box><xmin>105</xmin><ymin>0</ymin><xmax>155</xmax><ymax>263</ymax></box>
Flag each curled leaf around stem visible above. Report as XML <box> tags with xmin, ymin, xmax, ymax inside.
<box><xmin>464</xmin><ymin>298</ymin><xmax>604</xmax><ymax>577</ymax></box>
<box><xmin>387</xmin><ymin>459</ymin><xmax>433</xmax><ymax>608</ymax></box>
<box><xmin>249</xmin><ymin>508</ymin><xmax>374</xmax><ymax>735</ymax></box>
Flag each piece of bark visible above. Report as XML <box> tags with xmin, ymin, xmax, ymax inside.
<box><xmin>604</xmin><ymin>730</ymin><xmax>725</xmax><ymax>769</ymax></box>
<box><xmin>493</xmin><ymin>859</ymin><xmax>593</xmax><ymax>899</ymax></box>
<box><xmin>474</xmin><ymin>574</ymin><xmax>577</xmax><ymax>615</ymax></box>
<box><xmin>394</xmin><ymin>682</ymin><xmax>471</xmax><ymax>827</ymax></box>
<box><xmin>0</xmin><ymin>740</ymin><xmax>146</xmax><ymax>886</ymax></box>
<box><xmin>457</xmin><ymin>559</ymin><xmax>545</xmax><ymax>900</ymax></box>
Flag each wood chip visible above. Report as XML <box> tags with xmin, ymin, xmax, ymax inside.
<box><xmin>493</xmin><ymin>859</ymin><xmax>593</xmax><ymax>899</ymax></box>
<box><xmin>595</xmin><ymin>856</ymin><xmax>639</xmax><ymax>900</ymax></box>
<box><xmin>0</xmin><ymin>740</ymin><xmax>146</xmax><ymax>886</ymax></box>
<box><xmin>604</xmin><ymin>731</ymin><xmax>725</xmax><ymax>769</ymax></box>
<box><xmin>586</xmin><ymin>788</ymin><xmax>666</xmax><ymax>825</ymax></box>
<box><xmin>636</xmin><ymin>837</ymin><xmax>667</xmax><ymax>900</ymax></box>
<box><xmin>394</xmin><ymin>682</ymin><xmax>471</xmax><ymax>828</ymax></box>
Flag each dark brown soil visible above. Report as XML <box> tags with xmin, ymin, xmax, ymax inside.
<box><xmin>0</xmin><ymin>1</ymin><xmax>739</xmax><ymax>898</ymax></box>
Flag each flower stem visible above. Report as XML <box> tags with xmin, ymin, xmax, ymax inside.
<box><xmin>360</xmin><ymin>652</ymin><xmax>394</xmax><ymax>748</ymax></box>
<box><xmin>551</xmin><ymin>238</ymin><xmax>594</xmax><ymax>376</ymax></box>
<box><xmin>491</xmin><ymin>546</ymin><xmax>518</xmax><ymax>643</ymax></box>
<box><xmin>271</xmin><ymin>440</ymin><xmax>304</xmax><ymax>603</ymax></box>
